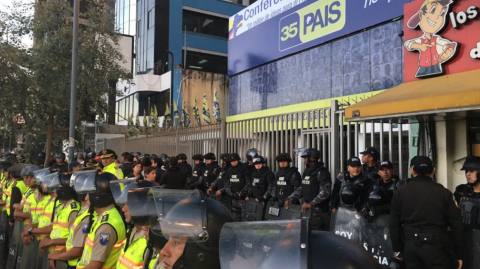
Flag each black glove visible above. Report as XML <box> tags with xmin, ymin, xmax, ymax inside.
<box><xmin>360</xmin><ymin>206</ymin><xmax>370</xmax><ymax>220</ymax></box>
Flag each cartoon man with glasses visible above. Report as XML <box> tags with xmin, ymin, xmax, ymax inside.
<box><xmin>404</xmin><ymin>0</ymin><xmax>457</xmax><ymax>77</ymax></box>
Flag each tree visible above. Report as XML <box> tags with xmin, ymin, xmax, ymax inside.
<box><xmin>0</xmin><ymin>0</ymin><xmax>132</xmax><ymax>166</ymax></box>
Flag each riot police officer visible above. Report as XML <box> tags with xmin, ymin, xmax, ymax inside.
<box><xmin>360</xmin><ymin>161</ymin><xmax>398</xmax><ymax>222</ymax></box>
<box><xmin>244</xmin><ymin>148</ymin><xmax>259</xmax><ymax>186</ymax></box>
<box><xmin>390</xmin><ymin>156</ymin><xmax>464</xmax><ymax>269</ymax></box>
<box><xmin>186</xmin><ymin>154</ymin><xmax>205</xmax><ymax>190</ymax></box>
<box><xmin>360</xmin><ymin>147</ymin><xmax>380</xmax><ymax>174</ymax></box>
<box><xmin>453</xmin><ymin>156</ymin><xmax>480</xmax><ymax>269</ymax></box>
<box><xmin>50</xmin><ymin>153</ymin><xmax>68</xmax><ymax>173</ymax></box>
<box><xmin>224</xmin><ymin>153</ymin><xmax>247</xmax><ymax>221</ymax></box>
<box><xmin>285</xmin><ymin>148</ymin><xmax>332</xmax><ymax>231</ymax></box>
<box><xmin>272</xmin><ymin>153</ymin><xmax>301</xmax><ymax>206</ymax></box>
<box><xmin>157</xmin><ymin>192</ymin><xmax>234</xmax><ymax>269</ymax></box>
<box><xmin>332</xmin><ymin>157</ymin><xmax>372</xmax><ymax>213</ymax></box>
<box><xmin>176</xmin><ymin>153</ymin><xmax>193</xmax><ymax>180</ymax></box>
<box><xmin>47</xmin><ymin>170</ymin><xmax>95</xmax><ymax>269</ymax></box>
<box><xmin>76</xmin><ymin>172</ymin><xmax>126</xmax><ymax>268</ymax></box>
<box><xmin>113</xmin><ymin>180</ymin><xmax>157</xmax><ymax>269</ymax></box>
<box><xmin>207</xmin><ymin>154</ymin><xmax>229</xmax><ymax>197</ymax></box>
<box><xmin>40</xmin><ymin>172</ymin><xmax>80</xmax><ymax>269</ymax></box>
<box><xmin>246</xmin><ymin>156</ymin><xmax>275</xmax><ymax>202</ymax></box>
<box><xmin>202</xmin><ymin>153</ymin><xmax>220</xmax><ymax>195</ymax></box>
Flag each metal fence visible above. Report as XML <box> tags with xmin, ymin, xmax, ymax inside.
<box><xmin>100</xmin><ymin>101</ymin><xmax>409</xmax><ymax>179</ymax></box>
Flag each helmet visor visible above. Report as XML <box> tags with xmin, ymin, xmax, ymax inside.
<box><xmin>72</xmin><ymin>171</ymin><xmax>95</xmax><ymax>193</ymax></box>
<box><xmin>76</xmin><ymin>173</ymin><xmax>97</xmax><ymax>194</ymax></box>
<box><xmin>40</xmin><ymin>173</ymin><xmax>57</xmax><ymax>193</ymax></box>
<box><xmin>219</xmin><ymin>219</ymin><xmax>307</xmax><ymax>269</ymax></box>
<box><xmin>71</xmin><ymin>170</ymin><xmax>96</xmax><ymax>188</ymax></box>
<box><xmin>33</xmin><ymin>168</ymin><xmax>51</xmax><ymax>184</ymax></box>
<box><xmin>47</xmin><ymin>173</ymin><xmax>62</xmax><ymax>192</ymax></box>
<box><xmin>127</xmin><ymin>187</ymin><xmax>160</xmax><ymax>227</ymax></box>
<box><xmin>294</xmin><ymin>147</ymin><xmax>308</xmax><ymax>158</ymax></box>
<box><xmin>111</xmin><ymin>179</ymin><xmax>137</xmax><ymax>207</ymax></box>
<box><xmin>150</xmin><ymin>189</ymin><xmax>205</xmax><ymax>241</ymax></box>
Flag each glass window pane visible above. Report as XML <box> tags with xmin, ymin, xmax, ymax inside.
<box><xmin>182</xmin><ymin>10</ymin><xmax>228</xmax><ymax>39</ymax></box>
<box><xmin>184</xmin><ymin>50</ymin><xmax>227</xmax><ymax>74</ymax></box>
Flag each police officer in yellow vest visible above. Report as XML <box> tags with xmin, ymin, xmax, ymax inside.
<box><xmin>76</xmin><ymin>172</ymin><xmax>126</xmax><ymax>269</ymax></box>
<box><xmin>27</xmin><ymin>171</ymin><xmax>60</xmax><ymax>269</ymax></box>
<box><xmin>110</xmin><ymin>179</ymin><xmax>157</xmax><ymax>269</ymax></box>
<box><xmin>37</xmin><ymin>172</ymin><xmax>80</xmax><ymax>269</ymax></box>
<box><xmin>100</xmin><ymin>149</ymin><xmax>124</xmax><ymax>180</ymax></box>
<box><xmin>20</xmin><ymin>168</ymin><xmax>52</xmax><ymax>269</ymax></box>
<box><xmin>47</xmin><ymin>170</ymin><xmax>96</xmax><ymax>269</ymax></box>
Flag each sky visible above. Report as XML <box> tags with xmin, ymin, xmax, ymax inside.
<box><xmin>2</xmin><ymin>0</ymin><xmax>35</xmax><ymax>47</ymax></box>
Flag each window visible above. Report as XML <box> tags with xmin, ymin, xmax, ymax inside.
<box><xmin>182</xmin><ymin>10</ymin><xmax>228</xmax><ymax>39</ymax></box>
<box><xmin>148</xmin><ymin>91</ymin><xmax>170</xmax><ymax>117</ymax></box>
<box><xmin>183</xmin><ymin>50</ymin><xmax>227</xmax><ymax>74</ymax></box>
<box><xmin>148</xmin><ymin>9</ymin><xmax>154</xmax><ymax>29</ymax></box>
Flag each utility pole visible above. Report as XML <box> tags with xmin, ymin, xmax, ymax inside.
<box><xmin>68</xmin><ymin>0</ymin><xmax>79</xmax><ymax>161</ymax></box>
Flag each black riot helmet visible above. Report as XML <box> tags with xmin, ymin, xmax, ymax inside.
<box><xmin>276</xmin><ymin>153</ymin><xmax>292</xmax><ymax>163</ymax></box>
<box><xmin>8</xmin><ymin>163</ymin><xmax>30</xmax><ymax>179</ymax></box>
<box><xmin>229</xmin><ymin>153</ymin><xmax>241</xmax><ymax>162</ymax></box>
<box><xmin>110</xmin><ymin>179</ymin><xmax>156</xmax><ymax>208</ymax></box>
<box><xmin>252</xmin><ymin>156</ymin><xmax>266</xmax><ymax>165</ymax></box>
<box><xmin>367</xmin><ymin>188</ymin><xmax>389</xmax><ymax>208</ymax></box>
<box><xmin>150</xmin><ymin>154</ymin><xmax>158</xmax><ymax>159</ymax></box>
<box><xmin>160</xmin><ymin>154</ymin><xmax>169</xmax><ymax>163</ymax></box>
<box><xmin>87</xmin><ymin>152</ymin><xmax>96</xmax><ymax>159</ymax></box>
<box><xmin>20</xmin><ymin>165</ymin><xmax>36</xmax><ymax>178</ymax></box>
<box><xmin>0</xmin><ymin>161</ymin><xmax>13</xmax><ymax>172</ymax></box>
<box><xmin>77</xmin><ymin>172</ymin><xmax>117</xmax><ymax>208</ymax></box>
<box><xmin>71</xmin><ymin>170</ymin><xmax>96</xmax><ymax>201</ymax></box>
<box><xmin>148</xmin><ymin>228</ymin><xmax>168</xmax><ymax>249</ymax></box>
<box><xmin>54</xmin><ymin>152</ymin><xmax>66</xmax><ymax>161</ymax></box>
<box><xmin>220</xmin><ymin>154</ymin><xmax>229</xmax><ymax>163</ymax></box>
<box><xmin>33</xmin><ymin>168</ymin><xmax>51</xmax><ymax>191</ymax></box>
<box><xmin>177</xmin><ymin>153</ymin><xmax>188</xmax><ymax>161</ymax></box>
<box><xmin>300</xmin><ymin>148</ymin><xmax>321</xmax><ymax>159</ymax></box>
<box><xmin>159</xmin><ymin>194</ymin><xmax>234</xmax><ymax>269</ymax></box>
<box><xmin>461</xmin><ymin>156</ymin><xmax>480</xmax><ymax>171</ymax></box>
<box><xmin>246</xmin><ymin>148</ymin><xmax>259</xmax><ymax>161</ymax></box>
<box><xmin>51</xmin><ymin>173</ymin><xmax>77</xmax><ymax>201</ymax></box>
<box><xmin>219</xmin><ymin>219</ymin><xmax>381</xmax><ymax>269</ymax></box>
<box><xmin>192</xmin><ymin>154</ymin><xmax>204</xmax><ymax>161</ymax></box>
<box><xmin>340</xmin><ymin>184</ymin><xmax>360</xmax><ymax>206</ymax></box>
<box><xmin>25</xmin><ymin>166</ymin><xmax>41</xmax><ymax>177</ymax></box>
<box><xmin>204</xmin><ymin>153</ymin><xmax>216</xmax><ymax>160</ymax></box>
<box><xmin>37</xmin><ymin>152</ymin><xmax>46</xmax><ymax>166</ymax></box>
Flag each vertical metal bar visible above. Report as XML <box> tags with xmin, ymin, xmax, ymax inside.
<box><xmin>380</xmin><ymin>121</ymin><xmax>384</xmax><ymax>161</ymax></box>
<box><xmin>398</xmin><ymin>119</ymin><xmax>403</xmax><ymax>179</ymax></box>
<box><xmin>354</xmin><ymin>122</ymin><xmax>359</xmax><ymax>156</ymax></box>
<box><xmin>389</xmin><ymin>120</ymin><xmax>393</xmax><ymax>162</ymax></box>
<box><xmin>280</xmin><ymin>115</ymin><xmax>284</xmax><ymax>154</ymax></box>
<box><xmin>275</xmin><ymin>116</ymin><xmax>279</xmax><ymax>168</ymax></box>
<box><xmin>371</xmin><ymin>122</ymin><xmax>375</xmax><ymax>148</ymax></box>
<box><xmin>289</xmin><ymin>114</ymin><xmax>293</xmax><ymax>157</ymax></box>
<box><xmin>347</xmin><ymin>121</ymin><xmax>351</xmax><ymax>159</ymax></box>
<box><xmin>361</xmin><ymin>122</ymin><xmax>366</xmax><ymax>152</ymax></box>
<box><xmin>330</xmin><ymin>101</ymin><xmax>339</xmax><ymax>182</ymax></box>
<box><xmin>339</xmin><ymin>111</ymin><xmax>344</xmax><ymax>173</ymax></box>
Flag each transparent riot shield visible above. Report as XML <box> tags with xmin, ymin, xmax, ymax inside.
<box><xmin>241</xmin><ymin>199</ymin><xmax>266</xmax><ymax>221</ymax></box>
<box><xmin>219</xmin><ymin>219</ymin><xmax>308</xmax><ymax>269</ymax></box>
<box><xmin>330</xmin><ymin>206</ymin><xmax>362</xmax><ymax>243</ymax></box>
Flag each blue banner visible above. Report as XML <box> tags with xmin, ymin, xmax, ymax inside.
<box><xmin>228</xmin><ymin>0</ymin><xmax>410</xmax><ymax>76</ymax></box>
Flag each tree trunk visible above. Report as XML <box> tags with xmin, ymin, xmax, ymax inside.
<box><xmin>44</xmin><ymin>113</ymin><xmax>54</xmax><ymax>168</ymax></box>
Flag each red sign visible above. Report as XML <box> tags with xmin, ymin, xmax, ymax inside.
<box><xmin>404</xmin><ymin>0</ymin><xmax>480</xmax><ymax>82</ymax></box>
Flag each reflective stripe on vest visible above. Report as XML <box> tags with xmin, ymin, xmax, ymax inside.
<box><xmin>50</xmin><ymin>199</ymin><xmax>80</xmax><ymax>252</ymax></box>
<box><xmin>38</xmin><ymin>197</ymin><xmax>56</xmax><ymax>240</ymax></box>
<box><xmin>76</xmin><ymin>207</ymin><xmax>126</xmax><ymax>269</ymax></box>
<box><xmin>117</xmin><ymin>235</ymin><xmax>148</xmax><ymax>269</ymax></box>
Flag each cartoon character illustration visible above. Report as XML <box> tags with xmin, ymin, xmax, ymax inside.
<box><xmin>404</xmin><ymin>0</ymin><xmax>457</xmax><ymax>77</ymax></box>
<box><xmin>229</xmin><ymin>14</ymin><xmax>243</xmax><ymax>40</ymax></box>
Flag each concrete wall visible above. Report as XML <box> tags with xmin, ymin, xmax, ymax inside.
<box><xmin>435</xmin><ymin>119</ymin><xmax>468</xmax><ymax>191</ymax></box>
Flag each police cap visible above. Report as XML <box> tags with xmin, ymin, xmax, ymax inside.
<box><xmin>410</xmin><ymin>156</ymin><xmax>434</xmax><ymax>175</ymax></box>
<box><xmin>100</xmin><ymin>149</ymin><xmax>116</xmax><ymax>159</ymax></box>
<box><xmin>347</xmin><ymin>157</ymin><xmax>362</xmax><ymax>167</ymax></box>
<box><xmin>360</xmin><ymin>147</ymin><xmax>380</xmax><ymax>160</ymax></box>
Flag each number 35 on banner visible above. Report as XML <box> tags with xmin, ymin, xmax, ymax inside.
<box><xmin>279</xmin><ymin>0</ymin><xmax>346</xmax><ymax>51</ymax></box>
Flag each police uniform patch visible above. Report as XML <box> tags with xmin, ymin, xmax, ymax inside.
<box><xmin>99</xmin><ymin>233</ymin><xmax>110</xmax><ymax>246</ymax></box>
<box><xmin>102</xmin><ymin>214</ymin><xmax>109</xmax><ymax>222</ymax></box>
<box><xmin>71</xmin><ymin>202</ymin><xmax>77</xmax><ymax>209</ymax></box>
<box><xmin>82</xmin><ymin>223</ymin><xmax>89</xmax><ymax>234</ymax></box>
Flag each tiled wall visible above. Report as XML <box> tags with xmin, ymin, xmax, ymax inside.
<box><xmin>229</xmin><ymin>20</ymin><xmax>404</xmax><ymax>116</ymax></box>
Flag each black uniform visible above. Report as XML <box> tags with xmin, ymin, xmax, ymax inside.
<box><xmin>50</xmin><ymin>162</ymin><xmax>68</xmax><ymax>173</ymax></box>
<box><xmin>159</xmin><ymin>166</ymin><xmax>187</xmax><ymax>189</ymax></box>
<box><xmin>186</xmin><ymin>163</ymin><xmax>205</xmax><ymax>190</ymax></box>
<box><xmin>272</xmin><ymin>166</ymin><xmax>301</xmax><ymax>206</ymax></box>
<box><xmin>288</xmin><ymin>162</ymin><xmax>331</xmax><ymax>231</ymax></box>
<box><xmin>247</xmin><ymin>166</ymin><xmax>275</xmax><ymax>201</ymax></box>
<box><xmin>331</xmin><ymin>171</ymin><xmax>372</xmax><ymax>212</ymax></box>
<box><xmin>368</xmin><ymin>176</ymin><xmax>399</xmax><ymax>215</ymax></box>
<box><xmin>178</xmin><ymin>162</ymin><xmax>193</xmax><ymax>181</ymax></box>
<box><xmin>202</xmin><ymin>161</ymin><xmax>220</xmax><ymax>192</ymax></box>
<box><xmin>244</xmin><ymin>163</ymin><xmax>255</xmax><ymax>185</ymax></box>
<box><xmin>120</xmin><ymin>162</ymin><xmax>133</xmax><ymax>177</ymax></box>
<box><xmin>390</xmin><ymin>175</ymin><xmax>465</xmax><ymax>269</ymax></box>
<box><xmin>224</xmin><ymin>163</ymin><xmax>247</xmax><ymax>221</ymax></box>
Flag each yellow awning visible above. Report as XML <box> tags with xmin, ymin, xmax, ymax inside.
<box><xmin>345</xmin><ymin>69</ymin><xmax>480</xmax><ymax>121</ymax></box>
